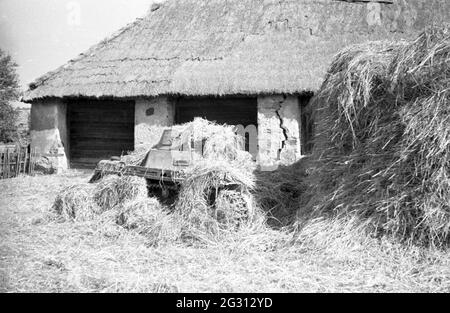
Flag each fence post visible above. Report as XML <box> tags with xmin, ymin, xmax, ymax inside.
<box><xmin>16</xmin><ymin>147</ymin><xmax>20</xmax><ymax>177</ymax></box>
<box><xmin>0</xmin><ymin>146</ymin><xmax>38</xmax><ymax>179</ymax></box>
<box><xmin>27</xmin><ymin>148</ymin><xmax>31</xmax><ymax>175</ymax></box>
<box><xmin>29</xmin><ymin>148</ymin><xmax>35</xmax><ymax>176</ymax></box>
<box><xmin>20</xmin><ymin>146</ymin><xmax>24</xmax><ymax>175</ymax></box>
<box><xmin>20</xmin><ymin>147</ymin><xmax>24</xmax><ymax>175</ymax></box>
<box><xmin>6</xmin><ymin>150</ymin><xmax>10</xmax><ymax>179</ymax></box>
<box><xmin>8</xmin><ymin>149</ymin><xmax>12</xmax><ymax>178</ymax></box>
<box><xmin>23</xmin><ymin>147</ymin><xmax>27</xmax><ymax>174</ymax></box>
<box><xmin>0</xmin><ymin>151</ymin><xmax>3</xmax><ymax>179</ymax></box>
<box><xmin>2</xmin><ymin>151</ymin><xmax>5</xmax><ymax>179</ymax></box>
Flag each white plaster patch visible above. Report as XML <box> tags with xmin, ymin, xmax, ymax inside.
<box><xmin>135</xmin><ymin>124</ymin><xmax>168</xmax><ymax>149</ymax></box>
<box><xmin>135</xmin><ymin>97</ymin><xmax>175</xmax><ymax>148</ymax></box>
<box><xmin>31</xmin><ymin>128</ymin><xmax>68</xmax><ymax>173</ymax></box>
<box><xmin>257</xmin><ymin>95</ymin><xmax>302</xmax><ymax>170</ymax></box>
<box><xmin>279</xmin><ymin>97</ymin><xmax>301</xmax><ymax>165</ymax></box>
<box><xmin>31</xmin><ymin>129</ymin><xmax>63</xmax><ymax>154</ymax></box>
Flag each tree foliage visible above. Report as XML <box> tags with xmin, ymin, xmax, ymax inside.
<box><xmin>0</xmin><ymin>49</ymin><xmax>21</xmax><ymax>143</ymax></box>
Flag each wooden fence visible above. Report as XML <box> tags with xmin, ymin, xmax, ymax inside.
<box><xmin>0</xmin><ymin>145</ymin><xmax>37</xmax><ymax>179</ymax></box>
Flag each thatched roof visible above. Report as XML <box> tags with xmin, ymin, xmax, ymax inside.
<box><xmin>23</xmin><ymin>0</ymin><xmax>449</xmax><ymax>102</ymax></box>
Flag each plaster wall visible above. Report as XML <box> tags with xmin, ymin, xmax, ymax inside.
<box><xmin>257</xmin><ymin>95</ymin><xmax>302</xmax><ymax>170</ymax></box>
<box><xmin>30</xmin><ymin>100</ymin><xmax>68</xmax><ymax>172</ymax></box>
<box><xmin>135</xmin><ymin>97</ymin><xmax>175</xmax><ymax>149</ymax></box>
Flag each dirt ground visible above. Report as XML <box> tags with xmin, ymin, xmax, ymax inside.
<box><xmin>1</xmin><ymin>171</ymin><xmax>449</xmax><ymax>293</ymax></box>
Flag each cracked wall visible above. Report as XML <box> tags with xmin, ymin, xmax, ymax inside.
<box><xmin>257</xmin><ymin>95</ymin><xmax>302</xmax><ymax>170</ymax></box>
<box><xmin>30</xmin><ymin>100</ymin><xmax>68</xmax><ymax>173</ymax></box>
<box><xmin>135</xmin><ymin>97</ymin><xmax>175</xmax><ymax>149</ymax></box>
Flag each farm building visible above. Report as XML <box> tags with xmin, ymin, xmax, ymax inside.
<box><xmin>22</xmin><ymin>0</ymin><xmax>449</xmax><ymax>171</ymax></box>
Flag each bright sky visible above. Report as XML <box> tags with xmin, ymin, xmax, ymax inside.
<box><xmin>0</xmin><ymin>0</ymin><xmax>155</xmax><ymax>89</ymax></box>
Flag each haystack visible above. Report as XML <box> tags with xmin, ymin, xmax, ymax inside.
<box><xmin>93</xmin><ymin>175</ymin><xmax>148</xmax><ymax>212</ymax></box>
<box><xmin>52</xmin><ymin>175</ymin><xmax>149</xmax><ymax>221</ymax></box>
<box><xmin>116</xmin><ymin>198</ymin><xmax>182</xmax><ymax>246</ymax></box>
<box><xmin>52</xmin><ymin>184</ymin><xmax>98</xmax><ymax>222</ymax></box>
<box><xmin>116</xmin><ymin>198</ymin><xmax>163</xmax><ymax>230</ymax></box>
<box><xmin>174</xmin><ymin>119</ymin><xmax>257</xmax><ymax>232</ymax></box>
<box><xmin>255</xmin><ymin>160</ymin><xmax>310</xmax><ymax>227</ymax></box>
<box><xmin>177</xmin><ymin>161</ymin><xmax>255</xmax><ymax>231</ymax></box>
<box><xmin>306</xmin><ymin>26</ymin><xmax>450</xmax><ymax>246</ymax></box>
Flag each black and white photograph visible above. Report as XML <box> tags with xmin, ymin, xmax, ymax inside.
<box><xmin>0</xmin><ymin>0</ymin><xmax>449</xmax><ymax>296</ymax></box>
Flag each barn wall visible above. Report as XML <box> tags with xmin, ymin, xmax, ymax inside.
<box><xmin>135</xmin><ymin>97</ymin><xmax>175</xmax><ymax>149</ymax></box>
<box><xmin>257</xmin><ymin>95</ymin><xmax>302</xmax><ymax>170</ymax></box>
<box><xmin>30</xmin><ymin>100</ymin><xmax>68</xmax><ymax>173</ymax></box>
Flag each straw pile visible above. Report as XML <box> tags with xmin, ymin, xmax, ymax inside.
<box><xmin>306</xmin><ymin>26</ymin><xmax>450</xmax><ymax>246</ymax></box>
<box><xmin>179</xmin><ymin>118</ymin><xmax>245</xmax><ymax>159</ymax></box>
<box><xmin>52</xmin><ymin>184</ymin><xmax>98</xmax><ymax>222</ymax></box>
<box><xmin>52</xmin><ymin>174</ymin><xmax>185</xmax><ymax>246</ymax></box>
<box><xmin>255</xmin><ymin>160</ymin><xmax>310</xmax><ymax>228</ymax></box>
<box><xmin>177</xmin><ymin>161</ymin><xmax>256</xmax><ymax>232</ymax></box>
<box><xmin>93</xmin><ymin>175</ymin><xmax>148</xmax><ymax>213</ymax></box>
<box><xmin>174</xmin><ymin>118</ymin><xmax>257</xmax><ymax>232</ymax></box>
<box><xmin>52</xmin><ymin>175</ymin><xmax>148</xmax><ymax>222</ymax></box>
<box><xmin>116</xmin><ymin>198</ymin><xmax>182</xmax><ymax>246</ymax></box>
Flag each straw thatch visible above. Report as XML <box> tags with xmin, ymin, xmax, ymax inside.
<box><xmin>304</xmin><ymin>26</ymin><xmax>450</xmax><ymax>247</ymax></box>
<box><xmin>23</xmin><ymin>0</ymin><xmax>449</xmax><ymax>101</ymax></box>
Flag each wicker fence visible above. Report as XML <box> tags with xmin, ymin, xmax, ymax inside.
<box><xmin>0</xmin><ymin>145</ymin><xmax>37</xmax><ymax>179</ymax></box>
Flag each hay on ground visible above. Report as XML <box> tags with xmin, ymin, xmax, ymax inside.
<box><xmin>255</xmin><ymin>159</ymin><xmax>311</xmax><ymax>228</ymax></box>
<box><xmin>52</xmin><ymin>175</ymin><xmax>149</xmax><ymax>222</ymax></box>
<box><xmin>116</xmin><ymin>198</ymin><xmax>163</xmax><ymax>230</ymax></box>
<box><xmin>52</xmin><ymin>184</ymin><xmax>98</xmax><ymax>222</ymax></box>
<box><xmin>117</xmin><ymin>198</ymin><xmax>183</xmax><ymax>246</ymax></box>
<box><xmin>93</xmin><ymin>175</ymin><xmax>148</xmax><ymax>212</ymax></box>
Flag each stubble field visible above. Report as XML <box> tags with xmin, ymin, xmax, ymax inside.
<box><xmin>1</xmin><ymin>171</ymin><xmax>449</xmax><ymax>293</ymax></box>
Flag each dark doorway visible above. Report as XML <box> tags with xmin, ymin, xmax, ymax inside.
<box><xmin>68</xmin><ymin>99</ymin><xmax>135</xmax><ymax>169</ymax></box>
<box><xmin>299</xmin><ymin>94</ymin><xmax>314</xmax><ymax>155</ymax></box>
<box><xmin>175</xmin><ymin>96</ymin><xmax>257</xmax><ymax>127</ymax></box>
<box><xmin>175</xmin><ymin>97</ymin><xmax>258</xmax><ymax>156</ymax></box>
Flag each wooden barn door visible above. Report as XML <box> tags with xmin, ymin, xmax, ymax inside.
<box><xmin>68</xmin><ymin>99</ymin><xmax>135</xmax><ymax>169</ymax></box>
